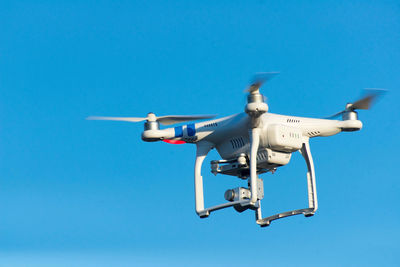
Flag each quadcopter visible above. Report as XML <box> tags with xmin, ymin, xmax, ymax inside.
<box><xmin>88</xmin><ymin>73</ymin><xmax>384</xmax><ymax>227</ymax></box>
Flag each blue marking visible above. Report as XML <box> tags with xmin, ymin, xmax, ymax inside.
<box><xmin>187</xmin><ymin>124</ymin><xmax>196</xmax><ymax>136</ymax></box>
<box><xmin>174</xmin><ymin>126</ymin><xmax>183</xmax><ymax>137</ymax></box>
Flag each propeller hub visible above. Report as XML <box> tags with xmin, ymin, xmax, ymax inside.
<box><xmin>147</xmin><ymin>112</ymin><xmax>157</xmax><ymax>122</ymax></box>
<box><xmin>345</xmin><ymin>103</ymin><xmax>353</xmax><ymax>110</ymax></box>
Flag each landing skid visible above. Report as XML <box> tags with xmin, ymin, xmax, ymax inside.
<box><xmin>256</xmin><ymin>208</ymin><xmax>315</xmax><ymax>227</ymax></box>
<box><xmin>194</xmin><ymin>140</ymin><xmax>318</xmax><ymax>227</ymax></box>
<box><xmin>255</xmin><ymin>141</ymin><xmax>318</xmax><ymax>227</ymax></box>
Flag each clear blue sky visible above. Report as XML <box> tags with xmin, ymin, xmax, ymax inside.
<box><xmin>1</xmin><ymin>1</ymin><xmax>399</xmax><ymax>266</ymax></box>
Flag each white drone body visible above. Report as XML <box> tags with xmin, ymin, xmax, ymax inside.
<box><xmin>88</xmin><ymin>73</ymin><xmax>384</xmax><ymax>227</ymax></box>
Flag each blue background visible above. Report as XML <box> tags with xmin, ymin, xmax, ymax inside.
<box><xmin>1</xmin><ymin>1</ymin><xmax>399</xmax><ymax>266</ymax></box>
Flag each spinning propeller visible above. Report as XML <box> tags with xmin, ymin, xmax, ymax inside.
<box><xmin>325</xmin><ymin>89</ymin><xmax>386</xmax><ymax>119</ymax></box>
<box><xmin>87</xmin><ymin>113</ymin><xmax>216</xmax><ymax>125</ymax></box>
<box><xmin>245</xmin><ymin>72</ymin><xmax>279</xmax><ymax>93</ymax></box>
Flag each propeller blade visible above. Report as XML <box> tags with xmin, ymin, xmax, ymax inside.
<box><xmin>157</xmin><ymin>114</ymin><xmax>217</xmax><ymax>125</ymax></box>
<box><xmin>350</xmin><ymin>88</ymin><xmax>387</xmax><ymax>110</ymax></box>
<box><xmin>86</xmin><ymin>116</ymin><xmax>146</xmax><ymax>122</ymax></box>
<box><xmin>87</xmin><ymin>114</ymin><xmax>217</xmax><ymax>125</ymax></box>
<box><xmin>323</xmin><ymin>111</ymin><xmax>345</xmax><ymax>120</ymax></box>
<box><xmin>246</xmin><ymin>72</ymin><xmax>279</xmax><ymax>93</ymax></box>
<box><xmin>323</xmin><ymin>88</ymin><xmax>387</xmax><ymax>119</ymax></box>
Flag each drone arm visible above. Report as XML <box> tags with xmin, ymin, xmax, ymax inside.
<box><xmin>338</xmin><ymin>119</ymin><xmax>362</xmax><ymax>132</ymax></box>
<box><xmin>141</xmin><ymin>128</ymin><xmax>175</xmax><ymax>142</ymax></box>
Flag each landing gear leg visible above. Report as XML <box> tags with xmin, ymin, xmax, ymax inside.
<box><xmin>256</xmin><ymin>139</ymin><xmax>318</xmax><ymax>227</ymax></box>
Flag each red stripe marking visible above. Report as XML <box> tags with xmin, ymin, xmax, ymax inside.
<box><xmin>163</xmin><ymin>139</ymin><xmax>186</xmax><ymax>145</ymax></box>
